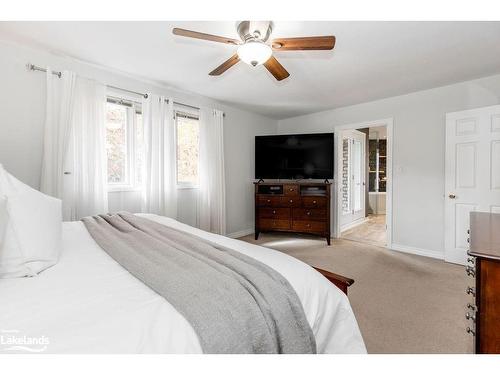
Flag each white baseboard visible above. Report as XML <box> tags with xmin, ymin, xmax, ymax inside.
<box><xmin>444</xmin><ymin>250</ymin><xmax>467</xmax><ymax>266</ymax></box>
<box><xmin>226</xmin><ymin>228</ymin><xmax>254</xmax><ymax>239</ymax></box>
<box><xmin>340</xmin><ymin>217</ymin><xmax>369</xmax><ymax>232</ymax></box>
<box><xmin>390</xmin><ymin>243</ymin><xmax>444</xmax><ymax>260</ymax></box>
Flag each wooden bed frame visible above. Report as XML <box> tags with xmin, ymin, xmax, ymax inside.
<box><xmin>313</xmin><ymin>267</ymin><xmax>354</xmax><ymax>295</ymax></box>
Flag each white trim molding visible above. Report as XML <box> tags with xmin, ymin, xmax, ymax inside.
<box><xmin>390</xmin><ymin>243</ymin><xmax>444</xmax><ymax>260</ymax></box>
<box><xmin>340</xmin><ymin>217</ymin><xmax>369</xmax><ymax>232</ymax></box>
<box><xmin>226</xmin><ymin>228</ymin><xmax>254</xmax><ymax>239</ymax></box>
<box><xmin>334</xmin><ymin>118</ymin><xmax>394</xmax><ymax>248</ymax></box>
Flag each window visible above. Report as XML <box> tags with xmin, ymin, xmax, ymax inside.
<box><xmin>175</xmin><ymin>111</ymin><xmax>199</xmax><ymax>187</ymax></box>
<box><xmin>105</xmin><ymin>97</ymin><xmax>143</xmax><ymax>190</ymax></box>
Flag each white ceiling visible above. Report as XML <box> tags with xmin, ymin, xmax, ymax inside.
<box><xmin>1</xmin><ymin>21</ymin><xmax>500</xmax><ymax>119</ymax></box>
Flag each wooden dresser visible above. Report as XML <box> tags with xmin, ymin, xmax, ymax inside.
<box><xmin>254</xmin><ymin>182</ymin><xmax>331</xmax><ymax>245</ymax></box>
<box><xmin>466</xmin><ymin>212</ymin><xmax>500</xmax><ymax>353</ymax></box>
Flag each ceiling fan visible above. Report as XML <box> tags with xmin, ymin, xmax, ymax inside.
<box><xmin>172</xmin><ymin>21</ymin><xmax>336</xmax><ymax>81</ymax></box>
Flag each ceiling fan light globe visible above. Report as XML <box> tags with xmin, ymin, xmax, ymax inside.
<box><xmin>237</xmin><ymin>41</ymin><xmax>272</xmax><ymax>66</ymax></box>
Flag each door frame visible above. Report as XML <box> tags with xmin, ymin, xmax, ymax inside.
<box><xmin>339</xmin><ymin>129</ymin><xmax>367</xmax><ymax>230</ymax></box>
<box><xmin>334</xmin><ymin>118</ymin><xmax>393</xmax><ymax>248</ymax></box>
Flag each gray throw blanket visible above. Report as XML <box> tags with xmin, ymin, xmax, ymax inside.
<box><xmin>82</xmin><ymin>212</ymin><xmax>316</xmax><ymax>354</ymax></box>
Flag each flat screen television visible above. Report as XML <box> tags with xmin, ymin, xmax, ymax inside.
<box><xmin>255</xmin><ymin>133</ymin><xmax>334</xmax><ymax>180</ymax></box>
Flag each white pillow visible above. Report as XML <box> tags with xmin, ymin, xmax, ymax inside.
<box><xmin>0</xmin><ymin>196</ymin><xmax>8</xmax><ymax>250</ymax></box>
<box><xmin>0</xmin><ymin>164</ymin><xmax>62</xmax><ymax>278</ymax></box>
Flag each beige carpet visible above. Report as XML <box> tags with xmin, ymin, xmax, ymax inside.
<box><xmin>239</xmin><ymin>232</ymin><xmax>473</xmax><ymax>354</ymax></box>
<box><xmin>341</xmin><ymin>214</ymin><xmax>387</xmax><ymax>247</ymax></box>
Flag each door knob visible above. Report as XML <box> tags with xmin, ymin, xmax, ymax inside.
<box><xmin>449</xmin><ymin>194</ymin><xmax>456</xmax><ymax>199</ymax></box>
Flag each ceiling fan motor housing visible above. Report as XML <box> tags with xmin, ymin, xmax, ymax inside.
<box><xmin>236</xmin><ymin>21</ymin><xmax>273</xmax><ymax>43</ymax></box>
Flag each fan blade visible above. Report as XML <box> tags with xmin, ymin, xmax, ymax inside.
<box><xmin>173</xmin><ymin>28</ymin><xmax>240</xmax><ymax>45</ymax></box>
<box><xmin>263</xmin><ymin>56</ymin><xmax>290</xmax><ymax>81</ymax></box>
<box><xmin>209</xmin><ymin>54</ymin><xmax>240</xmax><ymax>76</ymax></box>
<box><xmin>271</xmin><ymin>36</ymin><xmax>336</xmax><ymax>51</ymax></box>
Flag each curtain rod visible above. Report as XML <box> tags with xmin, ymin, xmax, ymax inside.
<box><xmin>27</xmin><ymin>63</ymin><xmax>225</xmax><ymax>116</ymax></box>
<box><xmin>169</xmin><ymin>100</ymin><xmax>225</xmax><ymax>117</ymax></box>
<box><xmin>27</xmin><ymin>63</ymin><xmax>149</xmax><ymax>98</ymax></box>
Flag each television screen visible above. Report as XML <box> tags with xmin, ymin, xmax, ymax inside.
<box><xmin>255</xmin><ymin>133</ymin><xmax>334</xmax><ymax>180</ymax></box>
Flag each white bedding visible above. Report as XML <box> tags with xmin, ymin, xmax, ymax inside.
<box><xmin>0</xmin><ymin>214</ymin><xmax>366</xmax><ymax>354</ymax></box>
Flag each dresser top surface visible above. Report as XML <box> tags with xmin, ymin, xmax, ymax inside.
<box><xmin>253</xmin><ymin>181</ymin><xmax>332</xmax><ymax>186</ymax></box>
<box><xmin>468</xmin><ymin>212</ymin><xmax>500</xmax><ymax>260</ymax></box>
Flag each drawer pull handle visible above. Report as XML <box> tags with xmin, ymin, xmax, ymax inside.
<box><xmin>467</xmin><ymin>303</ymin><xmax>476</xmax><ymax>311</ymax></box>
<box><xmin>466</xmin><ymin>266</ymin><xmax>475</xmax><ymax>277</ymax></box>
<box><xmin>272</xmin><ymin>210</ymin><xmax>276</xmax><ymax>214</ymax></box>
<box><xmin>307</xmin><ymin>224</ymin><xmax>311</xmax><ymax>227</ymax></box>
<box><xmin>467</xmin><ymin>257</ymin><xmax>475</xmax><ymax>264</ymax></box>
<box><xmin>466</xmin><ymin>327</ymin><xmax>475</xmax><ymax>336</ymax></box>
<box><xmin>313</xmin><ymin>200</ymin><xmax>317</xmax><ymax>204</ymax></box>
<box><xmin>289</xmin><ymin>189</ymin><xmax>294</xmax><ymax>192</ymax></box>
<box><xmin>465</xmin><ymin>312</ymin><xmax>475</xmax><ymax>322</ymax></box>
<box><xmin>466</xmin><ymin>287</ymin><xmax>475</xmax><ymax>296</ymax></box>
<box><xmin>307</xmin><ymin>211</ymin><xmax>311</xmax><ymax>216</ymax></box>
<box><xmin>267</xmin><ymin>199</ymin><xmax>271</xmax><ymax>203</ymax></box>
<box><xmin>289</xmin><ymin>200</ymin><xmax>293</xmax><ymax>203</ymax></box>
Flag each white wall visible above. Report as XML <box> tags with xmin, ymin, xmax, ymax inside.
<box><xmin>4</xmin><ymin>37</ymin><xmax>500</xmax><ymax>252</ymax></box>
<box><xmin>278</xmin><ymin>74</ymin><xmax>500</xmax><ymax>257</ymax></box>
<box><xmin>0</xmin><ymin>40</ymin><xmax>277</xmax><ymax>235</ymax></box>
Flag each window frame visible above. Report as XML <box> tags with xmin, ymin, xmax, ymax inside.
<box><xmin>174</xmin><ymin>109</ymin><xmax>200</xmax><ymax>190</ymax></box>
<box><xmin>105</xmin><ymin>95</ymin><xmax>143</xmax><ymax>193</ymax></box>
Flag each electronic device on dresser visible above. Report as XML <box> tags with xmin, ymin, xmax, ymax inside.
<box><xmin>255</xmin><ymin>133</ymin><xmax>334</xmax><ymax>180</ymax></box>
<box><xmin>466</xmin><ymin>212</ymin><xmax>500</xmax><ymax>354</ymax></box>
<box><xmin>254</xmin><ymin>182</ymin><xmax>331</xmax><ymax>245</ymax></box>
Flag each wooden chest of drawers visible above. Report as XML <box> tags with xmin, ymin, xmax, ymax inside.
<box><xmin>254</xmin><ymin>182</ymin><xmax>331</xmax><ymax>245</ymax></box>
<box><xmin>466</xmin><ymin>212</ymin><xmax>500</xmax><ymax>354</ymax></box>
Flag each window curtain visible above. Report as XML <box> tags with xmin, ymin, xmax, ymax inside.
<box><xmin>40</xmin><ymin>68</ymin><xmax>76</xmax><ymax>205</ymax></box>
<box><xmin>141</xmin><ymin>95</ymin><xmax>177</xmax><ymax>218</ymax></box>
<box><xmin>40</xmin><ymin>69</ymin><xmax>108</xmax><ymax>220</ymax></box>
<box><xmin>198</xmin><ymin>108</ymin><xmax>226</xmax><ymax>234</ymax></box>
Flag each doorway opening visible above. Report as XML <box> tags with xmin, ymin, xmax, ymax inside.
<box><xmin>336</xmin><ymin>120</ymin><xmax>392</xmax><ymax>248</ymax></box>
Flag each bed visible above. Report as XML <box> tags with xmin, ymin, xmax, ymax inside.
<box><xmin>0</xmin><ymin>213</ymin><xmax>366</xmax><ymax>354</ymax></box>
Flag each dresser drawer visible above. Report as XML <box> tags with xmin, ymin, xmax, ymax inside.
<box><xmin>280</xmin><ymin>196</ymin><xmax>301</xmax><ymax>207</ymax></box>
<box><xmin>293</xmin><ymin>208</ymin><xmax>327</xmax><ymax>221</ymax></box>
<box><xmin>259</xmin><ymin>219</ymin><xmax>290</xmax><ymax>230</ymax></box>
<box><xmin>259</xmin><ymin>208</ymin><xmax>290</xmax><ymax>219</ymax></box>
<box><xmin>283</xmin><ymin>184</ymin><xmax>299</xmax><ymax>196</ymax></box>
<box><xmin>302</xmin><ymin>196</ymin><xmax>327</xmax><ymax>208</ymax></box>
<box><xmin>292</xmin><ymin>220</ymin><xmax>326</xmax><ymax>233</ymax></box>
<box><xmin>256</xmin><ymin>196</ymin><xmax>282</xmax><ymax>207</ymax></box>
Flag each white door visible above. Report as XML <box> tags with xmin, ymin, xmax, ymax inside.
<box><xmin>340</xmin><ymin>129</ymin><xmax>366</xmax><ymax>229</ymax></box>
<box><xmin>445</xmin><ymin>105</ymin><xmax>500</xmax><ymax>265</ymax></box>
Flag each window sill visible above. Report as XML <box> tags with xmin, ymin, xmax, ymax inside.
<box><xmin>108</xmin><ymin>186</ymin><xmax>143</xmax><ymax>193</ymax></box>
<box><xmin>177</xmin><ymin>185</ymin><xmax>199</xmax><ymax>190</ymax></box>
